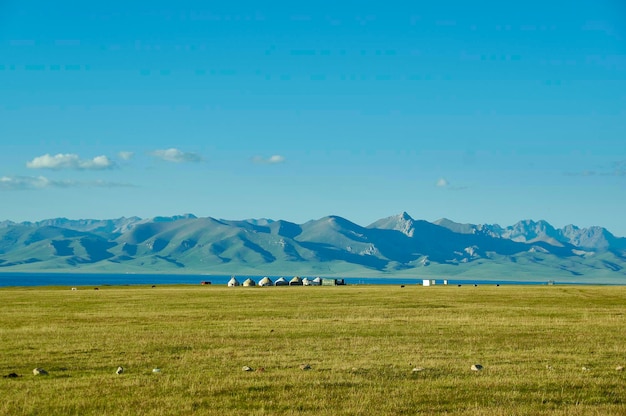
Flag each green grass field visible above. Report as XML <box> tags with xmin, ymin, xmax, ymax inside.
<box><xmin>1</xmin><ymin>284</ymin><xmax>625</xmax><ymax>415</ymax></box>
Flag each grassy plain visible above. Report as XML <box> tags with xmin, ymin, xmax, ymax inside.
<box><xmin>0</xmin><ymin>284</ymin><xmax>625</xmax><ymax>415</ymax></box>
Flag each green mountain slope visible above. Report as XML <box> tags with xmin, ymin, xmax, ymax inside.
<box><xmin>1</xmin><ymin>213</ymin><xmax>625</xmax><ymax>282</ymax></box>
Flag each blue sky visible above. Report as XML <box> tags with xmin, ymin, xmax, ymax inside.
<box><xmin>1</xmin><ymin>1</ymin><xmax>625</xmax><ymax>235</ymax></box>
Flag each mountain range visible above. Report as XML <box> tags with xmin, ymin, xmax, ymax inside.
<box><xmin>1</xmin><ymin>212</ymin><xmax>625</xmax><ymax>283</ymax></box>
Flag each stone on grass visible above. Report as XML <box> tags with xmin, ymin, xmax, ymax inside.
<box><xmin>242</xmin><ymin>366</ymin><xmax>254</xmax><ymax>372</ymax></box>
<box><xmin>116</xmin><ymin>366</ymin><xmax>124</xmax><ymax>375</ymax></box>
<box><xmin>412</xmin><ymin>367</ymin><xmax>425</xmax><ymax>373</ymax></box>
<box><xmin>33</xmin><ymin>368</ymin><xmax>48</xmax><ymax>376</ymax></box>
<box><xmin>300</xmin><ymin>363</ymin><xmax>311</xmax><ymax>370</ymax></box>
<box><xmin>471</xmin><ymin>364</ymin><xmax>483</xmax><ymax>371</ymax></box>
<box><xmin>616</xmin><ymin>366</ymin><xmax>624</xmax><ymax>371</ymax></box>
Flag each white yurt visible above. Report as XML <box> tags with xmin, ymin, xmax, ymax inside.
<box><xmin>258</xmin><ymin>276</ymin><xmax>273</xmax><ymax>286</ymax></box>
<box><xmin>274</xmin><ymin>277</ymin><xmax>289</xmax><ymax>286</ymax></box>
<box><xmin>289</xmin><ymin>276</ymin><xmax>303</xmax><ymax>286</ymax></box>
<box><xmin>311</xmin><ymin>277</ymin><xmax>322</xmax><ymax>286</ymax></box>
<box><xmin>227</xmin><ymin>276</ymin><xmax>240</xmax><ymax>287</ymax></box>
<box><xmin>242</xmin><ymin>278</ymin><xmax>256</xmax><ymax>287</ymax></box>
<box><xmin>302</xmin><ymin>277</ymin><xmax>311</xmax><ymax>286</ymax></box>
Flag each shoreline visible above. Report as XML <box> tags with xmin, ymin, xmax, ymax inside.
<box><xmin>1</xmin><ymin>271</ymin><xmax>623</xmax><ymax>288</ymax></box>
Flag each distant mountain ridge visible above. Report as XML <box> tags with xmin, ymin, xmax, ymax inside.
<box><xmin>433</xmin><ymin>217</ymin><xmax>625</xmax><ymax>251</ymax></box>
<box><xmin>1</xmin><ymin>213</ymin><xmax>625</xmax><ymax>282</ymax></box>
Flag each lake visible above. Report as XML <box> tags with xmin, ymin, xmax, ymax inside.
<box><xmin>0</xmin><ymin>272</ymin><xmax>562</xmax><ymax>287</ymax></box>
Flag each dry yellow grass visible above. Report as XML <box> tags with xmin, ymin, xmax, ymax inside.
<box><xmin>0</xmin><ymin>284</ymin><xmax>625</xmax><ymax>415</ymax></box>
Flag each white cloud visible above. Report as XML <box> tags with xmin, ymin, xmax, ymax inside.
<box><xmin>436</xmin><ymin>178</ymin><xmax>449</xmax><ymax>187</ymax></box>
<box><xmin>267</xmin><ymin>155</ymin><xmax>285</xmax><ymax>164</ymax></box>
<box><xmin>435</xmin><ymin>177</ymin><xmax>467</xmax><ymax>191</ymax></box>
<box><xmin>26</xmin><ymin>153</ymin><xmax>115</xmax><ymax>170</ymax></box>
<box><xmin>1</xmin><ymin>175</ymin><xmax>53</xmax><ymax>190</ymax></box>
<box><xmin>150</xmin><ymin>148</ymin><xmax>203</xmax><ymax>163</ymax></box>
<box><xmin>118</xmin><ymin>151</ymin><xmax>135</xmax><ymax>161</ymax></box>
<box><xmin>252</xmin><ymin>154</ymin><xmax>286</xmax><ymax>164</ymax></box>
<box><xmin>0</xmin><ymin>175</ymin><xmax>134</xmax><ymax>191</ymax></box>
<box><xmin>86</xmin><ymin>155</ymin><xmax>114</xmax><ymax>169</ymax></box>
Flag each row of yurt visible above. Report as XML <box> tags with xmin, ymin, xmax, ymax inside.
<box><xmin>227</xmin><ymin>276</ymin><xmax>323</xmax><ymax>287</ymax></box>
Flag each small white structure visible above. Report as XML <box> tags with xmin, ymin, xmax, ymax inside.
<box><xmin>423</xmin><ymin>279</ymin><xmax>436</xmax><ymax>286</ymax></box>
<box><xmin>274</xmin><ymin>277</ymin><xmax>289</xmax><ymax>286</ymax></box>
<box><xmin>322</xmin><ymin>278</ymin><xmax>344</xmax><ymax>286</ymax></box>
<box><xmin>227</xmin><ymin>276</ymin><xmax>240</xmax><ymax>287</ymax></box>
<box><xmin>302</xmin><ymin>277</ymin><xmax>311</xmax><ymax>286</ymax></box>
<box><xmin>289</xmin><ymin>276</ymin><xmax>303</xmax><ymax>286</ymax></box>
<box><xmin>311</xmin><ymin>277</ymin><xmax>322</xmax><ymax>286</ymax></box>
<box><xmin>258</xmin><ymin>276</ymin><xmax>273</xmax><ymax>286</ymax></box>
<box><xmin>242</xmin><ymin>278</ymin><xmax>256</xmax><ymax>287</ymax></box>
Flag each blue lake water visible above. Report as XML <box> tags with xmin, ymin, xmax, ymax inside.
<box><xmin>0</xmin><ymin>272</ymin><xmax>566</xmax><ymax>288</ymax></box>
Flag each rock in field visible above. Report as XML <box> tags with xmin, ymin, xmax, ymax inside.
<box><xmin>471</xmin><ymin>364</ymin><xmax>483</xmax><ymax>371</ymax></box>
<box><xmin>33</xmin><ymin>368</ymin><xmax>48</xmax><ymax>376</ymax></box>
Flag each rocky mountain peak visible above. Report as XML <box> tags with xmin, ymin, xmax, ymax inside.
<box><xmin>366</xmin><ymin>212</ymin><xmax>415</xmax><ymax>237</ymax></box>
